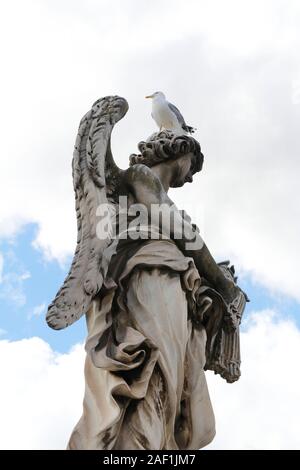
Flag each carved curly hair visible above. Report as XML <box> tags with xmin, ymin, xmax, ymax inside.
<box><xmin>129</xmin><ymin>130</ymin><xmax>204</xmax><ymax>174</ymax></box>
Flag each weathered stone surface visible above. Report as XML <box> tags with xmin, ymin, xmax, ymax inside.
<box><xmin>47</xmin><ymin>96</ymin><xmax>247</xmax><ymax>450</ymax></box>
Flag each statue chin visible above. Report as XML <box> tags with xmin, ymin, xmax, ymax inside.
<box><xmin>171</xmin><ymin>180</ymin><xmax>185</xmax><ymax>188</ymax></box>
<box><xmin>170</xmin><ymin>175</ymin><xmax>188</xmax><ymax>187</ymax></box>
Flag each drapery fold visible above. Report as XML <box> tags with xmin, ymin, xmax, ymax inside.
<box><xmin>68</xmin><ymin>240</ymin><xmax>216</xmax><ymax>450</ymax></box>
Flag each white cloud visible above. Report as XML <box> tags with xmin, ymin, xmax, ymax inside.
<box><xmin>0</xmin><ymin>270</ymin><xmax>31</xmax><ymax>307</ymax></box>
<box><xmin>206</xmin><ymin>310</ymin><xmax>300</xmax><ymax>449</ymax></box>
<box><xmin>28</xmin><ymin>302</ymin><xmax>46</xmax><ymax>320</ymax></box>
<box><xmin>0</xmin><ymin>310</ymin><xmax>299</xmax><ymax>449</ymax></box>
<box><xmin>0</xmin><ymin>338</ymin><xmax>85</xmax><ymax>450</ymax></box>
<box><xmin>0</xmin><ymin>1</ymin><xmax>299</xmax><ymax>299</ymax></box>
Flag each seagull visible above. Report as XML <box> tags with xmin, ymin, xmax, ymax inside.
<box><xmin>145</xmin><ymin>91</ymin><xmax>196</xmax><ymax>135</ymax></box>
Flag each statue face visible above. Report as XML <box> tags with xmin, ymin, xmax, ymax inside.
<box><xmin>170</xmin><ymin>152</ymin><xmax>196</xmax><ymax>188</ymax></box>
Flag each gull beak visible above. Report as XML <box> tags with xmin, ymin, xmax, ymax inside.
<box><xmin>145</xmin><ymin>94</ymin><xmax>153</xmax><ymax>99</ymax></box>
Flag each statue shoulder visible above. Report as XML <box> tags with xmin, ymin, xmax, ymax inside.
<box><xmin>123</xmin><ymin>164</ymin><xmax>165</xmax><ymax>205</ymax></box>
<box><xmin>124</xmin><ymin>164</ymin><xmax>162</xmax><ymax>192</ymax></box>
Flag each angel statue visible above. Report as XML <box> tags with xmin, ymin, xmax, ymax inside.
<box><xmin>46</xmin><ymin>96</ymin><xmax>248</xmax><ymax>450</ymax></box>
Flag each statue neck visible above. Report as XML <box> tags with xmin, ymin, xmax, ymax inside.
<box><xmin>150</xmin><ymin>162</ymin><xmax>174</xmax><ymax>192</ymax></box>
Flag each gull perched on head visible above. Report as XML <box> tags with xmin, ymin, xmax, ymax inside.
<box><xmin>145</xmin><ymin>91</ymin><xmax>196</xmax><ymax>135</ymax></box>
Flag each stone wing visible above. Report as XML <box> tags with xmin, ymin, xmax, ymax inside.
<box><xmin>46</xmin><ymin>96</ymin><xmax>128</xmax><ymax>330</ymax></box>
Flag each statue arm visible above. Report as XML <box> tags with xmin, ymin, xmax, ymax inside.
<box><xmin>124</xmin><ymin>164</ymin><xmax>238</xmax><ymax>302</ymax></box>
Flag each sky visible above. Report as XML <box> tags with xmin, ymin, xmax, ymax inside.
<box><xmin>0</xmin><ymin>0</ymin><xmax>299</xmax><ymax>450</ymax></box>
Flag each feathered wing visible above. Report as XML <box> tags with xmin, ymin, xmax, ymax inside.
<box><xmin>168</xmin><ymin>102</ymin><xmax>196</xmax><ymax>134</ymax></box>
<box><xmin>46</xmin><ymin>96</ymin><xmax>128</xmax><ymax>330</ymax></box>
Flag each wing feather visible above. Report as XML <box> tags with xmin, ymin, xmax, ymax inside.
<box><xmin>168</xmin><ymin>101</ymin><xmax>196</xmax><ymax>133</ymax></box>
<box><xmin>46</xmin><ymin>96</ymin><xmax>128</xmax><ymax>330</ymax></box>
<box><xmin>167</xmin><ymin>102</ymin><xmax>186</xmax><ymax>126</ymax></box>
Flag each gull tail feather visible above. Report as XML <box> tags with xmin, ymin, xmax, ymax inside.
<box><xmin>183</xmin><ymin>124</ymin><xmax>196</xmax><ymax>134</ymax></box>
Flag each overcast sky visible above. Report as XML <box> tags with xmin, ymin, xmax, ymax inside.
<box><xmin>0</xmin><ymin>0</ymin><xmax>299</xmax><ymax>450</ymax></box>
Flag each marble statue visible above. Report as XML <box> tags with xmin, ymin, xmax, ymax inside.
<box><xmin>46</xmin><ymin>96</ymin><xmax>248</xmax><ymax>450</ymax></box>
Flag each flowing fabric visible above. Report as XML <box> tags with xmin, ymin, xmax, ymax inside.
<box><xmin>68</xmin><ymin>240</ymin><xmax>216</xmax><ymax>450</ymax></box>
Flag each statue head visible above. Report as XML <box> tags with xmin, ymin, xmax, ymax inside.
<box><xmin>129</xmin><ymin>131</ymin><xmax>204</xmax><ymax>187</ymax></box>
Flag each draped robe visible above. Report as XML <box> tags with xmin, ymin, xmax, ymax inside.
<box><xmin>68</xmin><ymin>234</ymin><xmax>217</xmax><ymax>450</ymax></box>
